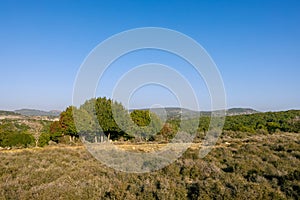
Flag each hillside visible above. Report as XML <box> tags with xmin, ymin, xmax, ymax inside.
<box><xmin>138</xmin><ymin>107</ymin><xmax>259</xmax><ymax>120</ymax></box>
<box><xmin>148</xmin><ymin>107</ymin><xmax>200</xmax><ymax>120</ymax></box>
<box><xmin>226</xmin><ymin>108</ymin><xmax>258</xmax><ymax>116</ymax></box>
<box><xmin>0</xmin><ymin>110</ymin><xmax>20</xmax><ymax>116</ymax></box>
<box><xmin>14</xmin><ymin>109</ymin><xmax>61</xmax><ymax>117</ymax></box>
<box><xmin>5</xmin><ymin>107</ymin><xmax>256</xmax><ymax>118</ymax></box>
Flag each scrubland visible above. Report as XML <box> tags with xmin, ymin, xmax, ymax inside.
<box><xmin>0</xmin><ymin>131</ymin><xmax>299</xmax><ymax>199</ymax></box>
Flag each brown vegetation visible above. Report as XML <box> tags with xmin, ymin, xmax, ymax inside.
<box><xmin>0</xmin><ymin>132</ymin><xmax>299</xmax><ymax>199</ymax></box>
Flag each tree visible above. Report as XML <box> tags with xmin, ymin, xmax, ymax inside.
<box><xmin>73</xmin><ymin>107</ymin><xmax>100</xmax><ymax>142</ymax></box>
<box><xmin>130</xmin><ymin>110</ymin><xmax>151</xmax><ymax>126</ymax></box>
<box><xmin>129</xmin><ymin>110</ymin><xmax>162</xmax><ymax>141</ymax></box>
<box><xmin>157</xmin><ymin>123</ymin><xmax>177</xmax><ymax>142</ymax></box>
<box><xmin>49</xmin><ymin>121</ymin><xmax>63</xmax><ymax>143</ymax></box>
<box><xmin>59</xmin><ymin>106</ymin><xmax>78</xmax><ymax>142</ymax></box>
<box><xmin>0</xmin><ymin>121</ymin><xmax>34</xmax><ymax>148</ymax></box>
<box><xmin>93</xmin><ymin>97</ymin><xmax>133</xmax><ymax>140</ymax></box>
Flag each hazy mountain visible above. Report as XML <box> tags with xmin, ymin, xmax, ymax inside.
<box><xmin>226</xmin><ymin>108</ymin><xmax>258</xmax><ymax>116</ymax></box>
<box><xmin>14</xmin><ymin>109</ymin><xmax>61</xmax><ymax>117</ymax></box>
<box><xmin>132</xmin><ymin>107</ymin><xmax>259</xmax><ymax>120</ymax></box>
<box><xmin>0</xmin><ymin>110</ymin><xmax>20</xmax><ymax>116</ymax></box>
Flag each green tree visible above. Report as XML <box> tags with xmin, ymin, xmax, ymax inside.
<box><xmin>130</xmin><ymin>110</ymin><xmax>151</xmax><ymax>127</ymax></box>
<box><xmin>129</xmin><ymin>110</ymin><xmax>162</xmax><ymax>141</ymax></box>
<box><xmin>37</xmin><ymin>122</ymin><xmax>51</xmax><ymax>147</ymax></box>
<box><xmin>76</xmin><ymin>97</ymin><xmax>133</xmax><ymax>141</ymax></box>
<box><xmin>0</xmin><ymin>121</ymin><xmax>34</xmax><ymax>148</ymax></box>
<box><xmin>49</xmin><ymin>121</ymin><xmax>63</xmax><ymax>143</ymax></box>
<box><xmin>49</xmin><ymin>107</ymin><xmax>79</xmax><ymax>144</ymax></box>
<box><xmin>60</xmin><ymin>106</ymin><xmax>78</xmax><ymax>141</ymax></box>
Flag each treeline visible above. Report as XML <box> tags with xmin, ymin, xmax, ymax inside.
<box><xmin>0</xmin><ymin>120</ymin><xmax>34</xmax><ymax>148</ymax></box>
<box><xmin>0</xmin><ymin>119</ymin><xmax>52</xmax><ymax>148</ymax></box>
<box><xmin>43</xmin><ymin>97</ymin><xmax>299</xmax><ymax>146</ymax></box>
<box><xmin>187</xmin><ymin>110</ymin><xmax>300</xmax><ymax>135</ymax></box>
<box><xmin>38</xmin><ymin>97</ymin><xmax>162</xmax><ymax>146</ymax></box>
<box><xmin>1</xmin><ymin>97</ymin><xmax>299</xmax><ymax>148</ymax></box>
<box><xmin>223</xmin><ymin>110</ymin><xmax>300</xmax><ymax>133</ymax></box>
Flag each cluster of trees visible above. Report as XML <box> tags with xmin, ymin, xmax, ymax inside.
<box><xmin>1</xmin><ymin>97</ymin><xmax>299</xmax><ymax>148</ymax></box>
<box><xmin>223</xmin><ymin>110</ymin><xmax>300</xmax><ymax>133</ymax></box>
<box><xmin>183</xmin><ymin>110</ymin><xmax>300</xmax><ymax>137</ymax></box>
<box><xmin>0</xmin><ymin>119</ymin><xmax>52</xmax><ymax>148</ymax></box>
<box><xmin>45</xmin><ymin>98</ymin><xmax>300</xmax><ymax>145</ymax></box>
<box><xmin>46</xmin><ymin>97</ymin><xmax>163</xmax><ymax>144</ymax></box>
<box><xmin>0</xmin><ymin>120</ymin><xmax>34</xmax><ymax>147</ymax></box>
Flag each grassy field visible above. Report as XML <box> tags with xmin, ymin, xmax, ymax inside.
<box><xmin>0</xmin><ymin>132</ymin><xmax>299</xmax><ymax>199</ymax></box>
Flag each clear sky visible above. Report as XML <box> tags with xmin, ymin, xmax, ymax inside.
<box><xmin>0</xmin><ymin>0</ymin><xmax>299</xmax><ymax>111</ymax></box>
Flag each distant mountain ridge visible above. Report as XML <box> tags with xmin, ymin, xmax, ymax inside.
<box><xmin>0</xmin><ymin>110</ymin><xmax>21</xmax><ymax>116</ymax></box>
<box><xmin>2</xmin><ymin>107</ymin><xmax>257</xmax><ymax>118</ymax></box>
<box><xmin>14</xmin><ymin>109</ymin><xmax>61</xmax><ymax>117</ymax></box>
<box><xmin>132</xmin><ymin>107</ymin><xmax>259</xmax><ymax>120</ymax></box>
<box><xmin>226</xmin><ymin>108</ymin><xmax>258</xmax><ymax>116</ymax></box>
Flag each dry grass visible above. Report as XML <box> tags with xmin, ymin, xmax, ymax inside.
<box><xmin>0</xmin><ymin>132</ymin><xmax>299</xmax><ymax>199</ymax></box>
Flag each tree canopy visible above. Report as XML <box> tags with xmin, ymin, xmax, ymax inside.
<box><xmin>49</xmin><ymin>97</ymin><xmax>163</xmax><ymax>143</ymax></box>
<box><xmin>46</xmin><ymin>98</ymin><xmax>300</xmax><ymax>145</ymax></box>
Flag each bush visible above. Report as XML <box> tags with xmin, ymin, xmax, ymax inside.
<box><xmin>0</xmin><ymin>131</ymin><xmax>34</xmax><ymax>148</ymax></box>
<box><xmin>38</xmin><ymin>132</ymin><xmax>51</xmax><ymax>147</ymax></box>
<box><xmin>0</xmin><ymin>121</ymin><xmax>34</xmax><ymax>148</ymax></box>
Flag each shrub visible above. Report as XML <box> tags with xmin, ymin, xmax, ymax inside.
<box><xmin>38</xmin><ymin>132</ymin><xmax>51</xmax><ymax>147</ymax></box>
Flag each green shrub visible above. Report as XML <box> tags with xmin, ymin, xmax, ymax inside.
<box><xmin>38</xmin><ymin>132</ymin><xmax>51</xmax><ymax>147</ymax></box>
<box><xmin>0</xmin><ymin>121</ymin><xmax>34</xmax><ymax>147</ymax></box>
<box><xmin>0</xmin><ymin>131</ymin><xmax>34</xmax><ymax>148</ymax></box>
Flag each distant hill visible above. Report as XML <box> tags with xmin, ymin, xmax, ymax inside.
<box><xmin>131</xmin><ymin>107</ymin><xmax>259</xmax><ymax>120</ymax></box>
<box><xmin>0</xmin><ymin>110</ymin><xmax>20</xmax><ymax>116</ymax></box>
<box><xmin>150</xmin><ymin>107</ymin><xmax>200</xmax><ymax>120</ymax></box>
<box><xmin>14</xmin><ymin>109</ymin><xmax>61</xmax><ymax>117</ymax></box>
<box><xmin>130</xmin><ymin>107</ymin><xmax>201</xmax><ymax>120</ymax></box>
<box><xmin>226</xmin><ymin>108</ymin><xmax>258</xmax><ymax>116</ymax></box>
<box><xmin>10</xmin><ymin>107</ymin><xmax>257</xmax><ymax>118</ymax></box>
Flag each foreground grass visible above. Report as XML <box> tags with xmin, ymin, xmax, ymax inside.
<box><xmin>0</xmin><ymin>132</ymin><xmax>299</xmax><ymax>199</ymax></box>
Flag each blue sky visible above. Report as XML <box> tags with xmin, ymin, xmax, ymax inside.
<box><xmin>0</xmin><ymin>0</ymin><xmax>299</xmax><ymax>111</ymax></box>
